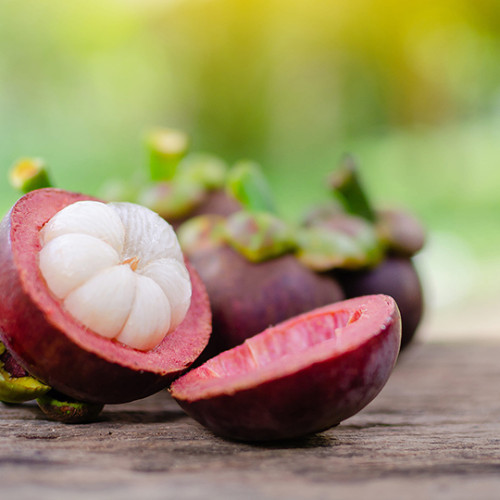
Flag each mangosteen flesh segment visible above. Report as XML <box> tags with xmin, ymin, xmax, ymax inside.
<box><xmin>170</xmin><ymin>295</ymin><xmax>401</xmax><ymax>442</ymax></box>
<box><xmin>0</xmin><ymin>188</ymin><xmax>211</xmax><ymax>404</ymax></box>
<box><xmin>38</xmin><ymin>199</ymin><xmax>192</xmax><ymax>351</ymax></box>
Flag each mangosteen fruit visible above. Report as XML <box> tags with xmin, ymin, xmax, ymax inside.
<box><xmin>178</xmin><ymin>212</ymin><xmax>345</xmax><ymax>355</ymax></box>
<box><xmin>191</xmin><ymin>244</ymin><xmax>344</xmax><ymax>354</ymax></box>
<box><xmin>335</xmin><ymin>257</ymin><xmax>423</xmax><ymax>350</ymax></box>
<box><xmin>170</xmin><ymin>294</ymin><xmax>401</xmax><ymax>442</ymax></box>
<box><xmin>318</xmin><ymin>155</ymin><xmax>426</xmax><ymax>349</ymax></box>
<box><xmin>0</xmin><ymin>188</ymin><xmax>211</xmax><ymax>406</ymax></box>
<box><xmin>137</xmin><ymin>130</ymin><xmax>242</xmax><ymax>227</ymax></box>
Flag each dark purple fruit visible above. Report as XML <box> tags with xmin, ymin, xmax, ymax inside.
<box><xmin>335</xmin><ymin>256</ymin><xmax>423</xmax><ymax>349</ymax></box>
<box><xmin>170</xmin><ymin>295</ymin><xmax>401</xmax><ymax>442</ymax></box>
<box><xmin>189</xmin><ymin>244</ymin><xmax>344</xmax><ymax>354</ymax></box>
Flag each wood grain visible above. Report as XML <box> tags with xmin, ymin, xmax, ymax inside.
<box><xmin>1</xmin><ymin>342</ymin><xmax>499</xmax><ymax>499</ymax></box>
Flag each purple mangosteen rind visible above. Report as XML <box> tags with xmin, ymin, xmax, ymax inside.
<box><xmin>335</xmin><ymin>256</ymin><xmax>424</xmax><ymax>350</ymax></box>
<box><xmin>170</xmin><ymin>294</ymin><xmax>401</xmax><ymax>442</ymax></box>
<box><xmin>187</xmin><ymin>244</ymin><xmax>345</xmax><ymax>354</ymax></box>
<box><xmin>0</xmin><ymin>188</ymin><xmax>212</xmax><ymax>404</ymax></box>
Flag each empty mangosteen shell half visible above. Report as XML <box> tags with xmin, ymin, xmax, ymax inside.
<box><xmin>170</xmin><ymin>294</ymin><xmax>401</xmax><ymax>442</ymax></box>
<box><xmin>0</xmin><ymin>188</ymin><xmax>212</xmax><ymax>404</ymax></box>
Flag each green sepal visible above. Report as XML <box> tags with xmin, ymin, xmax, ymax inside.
<box><xmin>97</xmin><ymin>176</ymin><xmax>142</xmax><ymax>203</ymax></box>
<box><xmin>0</xmin><ymin>344</ymin><xmax>50</xmax><ymax>404</ymax></box>
<box><xmin>177</xmin><ymin>214</ymin><xmax>226</xmax><ymax>257</ymax></box>
<box><xmin>9</xmin><ymin>158</ymin><xmax>53</xmax><ymax>194</ymax></box>
<box><xmin>138</xmin><ymin>179</ymin><xmax>205</xmax><ymax>220</ymax></box>
<box><xmin>295</xmin><ymin>215</ymin><xmax>384</xmax><ymax>271</ymax></box>
<box><xmin>225</xmin><ymin>161</ymin><xmax>277</xmax><ymax>213</ymax></box>
<box><xmin>36</xmin><ymin>390</ymin><xmax>104</xmax><ymax>424</ymax></box>
<box><xmin>0</xmin><ymin>370</ymin><xmax>51</xmax><ymax>404</ymax></box>
<box><xmin>300</xmin><ymin>200</ymin><xmax>345</xmax><ymax>227</ymax></box>
<box><xmin>328</xmin><ymin>155</ymin><xmax>376</xmax><ymax>222</ymax></box>
<box><xmin>177</xmin><ymin>153</ymin><xmax>228</xmax><ymax>190</ymax></box>
<box><xmin>223</xmin><ymin>211</ymin><xmax>296</xmax><ymax>262</ymax></box>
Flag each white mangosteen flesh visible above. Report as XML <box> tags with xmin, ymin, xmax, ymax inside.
<box><xmin>38</xmin><ymin>200</ymin><xmax>191</xmax><ymax>352</ymax></box>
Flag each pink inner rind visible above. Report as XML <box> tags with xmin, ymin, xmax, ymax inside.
<box><xmin>171</xmin><ymin>295</ymin><xmax>396</xmax><ymax>401</ymax></box>
<box><xmin>0</xmin><ymin>189</ymin><xmax>211</xmax><ymax>402</ymax></box>
<box><xmin>211</xmin><ymin>310</ymin><xmax>352</xmax><ymax>377</ymax></box>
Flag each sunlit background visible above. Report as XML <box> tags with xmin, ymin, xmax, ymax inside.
<box><xmin>1</xmin><ymin>0</ymin><xmax>499</xmax><ymax>340</ymax></box>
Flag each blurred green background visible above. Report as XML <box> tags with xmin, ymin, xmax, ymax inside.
<box><xmin>1</xmin><ymin>0</ymin><xmax>499</xmax><ymax>338</ymax></box>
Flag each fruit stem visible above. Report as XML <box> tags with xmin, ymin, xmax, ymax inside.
<box><xmin>9</xmin><ymin>158</ymin><xmax>53</xmax><ymax>193</ymax></box>
<box><xmin>328</xmin><ymin>155</ymin><xmax>376</xmax><ymax>222</ymax></box>
<box><xmin>146</xmin><ymin>128</ymin><xmax>189</xmax><ymax>181</ymax></box>
<box><xmin>225</xmin><ymin>161</ymin><xmax>277</xmax><ymax>213</ymax></box>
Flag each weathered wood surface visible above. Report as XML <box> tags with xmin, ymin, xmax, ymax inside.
<box><xmin>1</xmin><ymin>342</ymin><xmax>500</xmax><ymax>500</ymax></box>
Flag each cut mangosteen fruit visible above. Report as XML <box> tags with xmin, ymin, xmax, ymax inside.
<box><xmin>170</xmin><ymin>294</ymin><xmax>401</xmax><ymax>442</ymax></box>
<box><xmin>0</xmin><ymin>188</ymin><xmax>211</xmax><ymax>404</ymax></box>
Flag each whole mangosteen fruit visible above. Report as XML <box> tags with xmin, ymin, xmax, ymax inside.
<box><xmin>312</xmin><ymin>155</ymin><xmax>427</xmax><ymax>349</ymax></box>
<box><xmin>191</xmin><ymin>244</ymin><xmax>344</xmax><ymax>354</ymax></box>
<box><xmin>178</xmin><ymin>211</ymin><xmax>345</xmax><ymax>355</ymax></box>
<box><xmin>335</xmin><ymin>256</ymin><xmax>423</xmax><ymax>350</ymax></box>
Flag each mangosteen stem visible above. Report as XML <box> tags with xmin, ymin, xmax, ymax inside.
<box><xmin>146</xmin><ymin>128</ymin><xmax>189</xmax><ymax>181</ymax></box>
<box><xmin>9</xmin><ymin>158</ymin><xmax>53</xmax><ymax>194</ymax></box>
<box><xmin>328</xmin><ymin>155</ymin><xmax>376</xmax><ymax>222</ymax></box>
<box><xmin>225</xmin><ymin>161</ymin><xmax>277</xmax><ymax>214</ymax></box>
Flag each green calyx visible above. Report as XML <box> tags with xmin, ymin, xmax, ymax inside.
<box><xmin>9</xmin><ymin>158</ymin><xmax>53</xmax><ymax>194</ymax></box>
<box><xmin>138</xmin><ymin>180</ymin><xmax>205</xmax><ymax>220</ymax></box>
<box><xmin>143</xmin><ymin>130</ymin><xmax>279</xmax><ymax>223</ymax></box>
<box><xmin>325</xmin><ymin>155</ymin><xmax>425</xmax><ymax>259</ymax></box>
<box><xmin>36</xmin><ymin>391</ymin><xmax>104</xmax><ymax>424</ymax></box>
<box><xmin>222</xmin><ymin>211</ymin><xmax>296</xmax><ymax>262</ymax></box>
<box><xmin>225</xmin><ymin>161</ymin><xmax>277</xmax><ymax>213</ymax></box>
<box><xmin>0</xmin><ymin>343</ymin><xmax>50</xmax><ymax>404</ymax></box>
<box><xmin>295</xmin><ymin>214</ymin><xmax>384</xmax><ymax>271</ymax></box>
<box><xmin>177</xmin><ymin>153</ymin><xmax>228</xmax><ymax>191</ymax></box>
<box><xmin>177</xmin><ymin>214</ymin><xmax>226</xmax><ymax>257</ymax></box>
<box><xmin>328</xmin><ymin>155</ymin><xmax>376</xmax><ymax>222</ymax></box>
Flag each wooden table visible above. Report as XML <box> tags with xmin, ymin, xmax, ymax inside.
<box><xmin>1</xmin><ymin>341</ymin><xmax>499</xmax><ymax>499</ymax></box>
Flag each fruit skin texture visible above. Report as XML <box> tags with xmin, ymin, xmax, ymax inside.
<box><xmin>0</xmin><ymin>188</ymin><xmax>211</xmax><ymax>404</ymax></box>
<box><xmin>336</xmin><ymin>257</ymin><xmax>423</xmax><ymax>350</ymax></box>
<box><xmin>189</xmin><ymin>244</ymin><xmax>344</xmax><ymax>354</ymax></box>
<box><xmin>171</xmin><ymin>295</ymin><xmax>401</xmax><ymax>442</ymax></box>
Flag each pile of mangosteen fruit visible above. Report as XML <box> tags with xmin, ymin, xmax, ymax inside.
<box><xmin>0</xmin><ymin>131</ymin><xmax>425</xmax><ymax>442</ymax></box>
